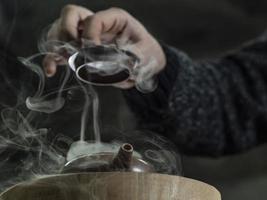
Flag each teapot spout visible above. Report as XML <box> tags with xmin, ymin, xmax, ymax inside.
<box><xmin>111</xmin><ymin>143</ymin><xmax>133</xmax><ymax>170</ymax></box>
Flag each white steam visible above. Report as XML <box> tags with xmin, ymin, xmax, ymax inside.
<box><xmin>0</xmin><ymin>107</ymin><xmax>67</xmax><ymax>192</ymax></box>
<box><xmin>0</xmin><ymin>37</ymin><xmax>182</xmax><ymax>195</ymax></box>
<box><xmin>19</xmin><ymin>55</ymin><xmax>65</xmax><ymax>114</ymax></box>
<box><xmin>134</xmin><ymin>57</ymin><xmax>158</xmax><ymax>93</ymax></box>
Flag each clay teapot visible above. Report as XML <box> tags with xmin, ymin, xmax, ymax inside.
<box><xmin>61</xmin><ymin>143</ymin><xmax>154</xmax><ymax>174</ymax></box>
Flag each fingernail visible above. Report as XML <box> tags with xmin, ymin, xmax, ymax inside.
<box><xmin>46</xmin><ymin>73</ymin><xmax>54</xmax><ymax>78</ymax></box>
<box><xmin>45</xmin><ymin>68</ymin><xmax>54</xmax><ymax>77</ymax></box>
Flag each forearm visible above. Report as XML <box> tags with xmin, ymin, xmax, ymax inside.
<box><xmin>124</xmin><ymin>32</ymin><xmax>267</xmax><ymax>156</ymax></box>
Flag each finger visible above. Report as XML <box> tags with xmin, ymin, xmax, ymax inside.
<box><xmin>100</xmin><ymin>32</ymin><xmax>117</xmax><ymax>44</ymax></box>
<box><xmin>56</xmin><ymin>5</ymin><xmax>94</xmax><ymax>41</ymax></box>
<box><xmin>82</xmin><ymin>15</ymin><xmax>102</xmax><ymax>45</ymax></box>
<box><xmin>43</xmin><ymin>55</ymin><xmax>58</xmax><ymax>77</ymax></box>
<box><xmin>82</xmin><ymin>8</ymin><xmax>128</xmax><ymax>45</ymax></box>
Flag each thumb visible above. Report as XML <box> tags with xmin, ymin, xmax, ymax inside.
<box><xmin>43</xmin><ymin>55</ymin><xmax>57</xmax><ymax>77</ymax></box>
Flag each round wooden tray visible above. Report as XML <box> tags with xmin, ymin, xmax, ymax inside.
<box><xmin>0</xmin><ymin>172</ymin><xmax>221</xmax><ymax>200</ymax></box>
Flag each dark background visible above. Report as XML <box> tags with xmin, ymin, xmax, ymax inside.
<box><xmin>1</xmin><ymin>0</ymin><xmax>267</xmax><ymax>199</ymax></box>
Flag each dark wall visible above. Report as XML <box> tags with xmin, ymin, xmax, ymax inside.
<box><xmin>1</xmin><ymin>0</ymin><xmax>267</xmax><ymax>199</ymax></box>
<box><xmin>2</xmin><ymin>0</ymin><xmax>267</xmax><ymax>58</ymax></box>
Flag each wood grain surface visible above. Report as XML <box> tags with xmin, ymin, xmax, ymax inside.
<box><xmin>0</xmin><ymin>172</ymin><xmax>221</xmax><ymax>200</ymax></box>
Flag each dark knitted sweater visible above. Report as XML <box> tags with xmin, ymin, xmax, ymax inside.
<box><xmin>124</xmin><ymin>32</ymin><xmax>267</xmax><ymax>157</ymax></box>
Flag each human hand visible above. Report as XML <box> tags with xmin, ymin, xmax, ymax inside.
<box><xmin>43</xmin><ymin>5</ymin><xmax>166</xmax><ymax>89</ymax></box>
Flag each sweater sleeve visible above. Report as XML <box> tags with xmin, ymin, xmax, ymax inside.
<box><xmin>123</xmin><ymin>32</ymin><xmax>267</xmax><ymax>157</ymax></box>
